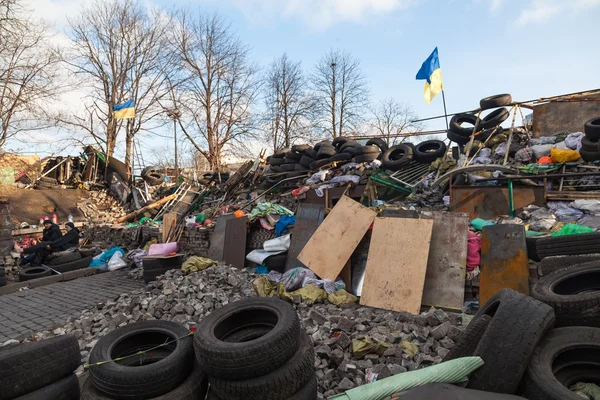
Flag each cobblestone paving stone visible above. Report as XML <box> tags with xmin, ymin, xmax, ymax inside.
<box><xmin>0</xmin><ymin>271</ymin><xmax>144</xmax><ymax>342</ymax></box>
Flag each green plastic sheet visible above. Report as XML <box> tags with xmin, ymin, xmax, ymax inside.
<box><xmin>471</xmin><ymin>218</ymin><xmax>494</xmax><ymax>231</ymax></box>
<box><xmin>552</xmin><ymin>223</ymin><xmax>595</xmax><ymax>237</ymax></box>
<box><xmin>329</xmin><ymin>356</ymin><xmax>484</xmax><ymax>400</ymax></box>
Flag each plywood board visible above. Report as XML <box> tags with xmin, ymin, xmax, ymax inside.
<box><xmin>208</xmin><ymin>214</ymin><xmax>236</xmax><ymax>261</ymax></box>
<box><xmin>223</xmin><ymin>216</ymin><xmax>248</xmax><ymax>269</ymax></box>
<box><xmin>298</xmin><ymin>196</ymin><xmax>376</xmax><ymax>281</ymax></box>
<box><xmin>285</xmin><ymin>203</ymin><xmax>325</xmax><ymax>272</ymax></box>
<box><xmin>162</xmin><ymin>212</ymin><xmax>177</xmax><ymax>242</ymax></box>
<box><xmin>422</xmin><ymin>212</ymin><xmax>468</xmax><ymax>310</ymax></box>
<box><xmin>480</xmin><ymin>224</ymin><xmax>529</xmax><ymax>304</ymax></box>
<box><xmin>360</xmin><ymin>217</ymin><xmax>433</xmax><ymax>314</ymax></box>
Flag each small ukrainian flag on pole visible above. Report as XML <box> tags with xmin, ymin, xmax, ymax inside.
<box><xmin>113</xmin><ymin>99</ymin><xmax>135</xmax><ymax>119</ymax></box>
<box><xmin>416</xmin><ymin>47</ymin><xmax>443</xmax><ymax>105</ymax></box>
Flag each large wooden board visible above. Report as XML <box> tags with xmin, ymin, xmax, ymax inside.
<box><xmin>223</xmin><ymin>216</ymin><xmax>248</xmax><ymax>269</ymax></box>
<box><xmin>162</xmin><ymin>212</ymin><xmax>177</xmax><ymax>242</ymax></box>
<box><xmin>208</xmin><ymin>214</ymin><xmax>236</xmax><ymax>261</ymax></box>
<box><xmin>422</xmin><ymin>212</ymin><xmax>469</xmax><ymax>310</ymax></box>
<box><xmin>360</xmin><ymin>217</ymin><xmax>433</xmax><ymax>314</ymax></box>
<box><xmin>285</xmin><ymin>203</ymin><xmax>325</xmax><ymax>272</ymax></box>
<box><xmin>480</xmin><ymin>224</ymin><xmax>529</xmax><ymax>304</ymax></box>
<box><xmin>298</xmin><ymin>196</ymin><xmax>376</xmax><ymax>281</ymax></box>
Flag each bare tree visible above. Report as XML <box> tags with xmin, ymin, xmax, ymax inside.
<box><xmin>262</xmin><ymin>54</ymin><xmax>314</xmax><ymax>151</ymax></box>
<box><xmin>370</xmin><ymin>98</ymin><xmax>424</xmax><ymax>145</ymax></box>
<box><xmin>58</xmin><ymin>0</ymin><xmax>171</xmax><ymax>172</ymax></box>
<box><xmin>168</xmin><ymin>12</ymin><xmax>259</xmax><ymax>171</ymax></box>
<box><xmin>0</xmin><ymin>0</ymin><xmax>61</xmax><ymax>149</ymax></box>
<box><xmin>311</xmin><ymin>49</ymin><xmax>369</xmax><ymax>138</ymax></box>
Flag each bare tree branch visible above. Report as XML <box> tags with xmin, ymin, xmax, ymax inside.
<box><xmin>369</xmin><ymin>97</ymin><xmax>425</xmax><ymax>145</ymax></box>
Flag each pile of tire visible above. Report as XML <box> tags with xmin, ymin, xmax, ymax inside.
<box><xmin>380</xmin><ymin>140</ymin><xmax>447</xmax><ymax>171</ymax></box>
<box><xmin>142</xmin><ymin>254</ymin><xmax>185</xmax><ymax>283</ymax></box>
<box><xmin>201</xmin><ymin>172</ymin><xmax>230</xmax><ymax>185</ymax></box>
<box><xmin>81</xmin><ymin>320</ymin><xmax>207</xmax><ymax>399</ymax></box>
<box><xmin>19</xmin><ymin>251</ymin><xmax>93</xmax><ymax>281</ymax></box>
<box><xmin>0</xmin><ymin>335</ymin><xmax>81</xmax><ymax>399</ymax></box>
<box><xmin>446</xmin><ymin>94</ymin><xmax>512</xmax><ymax>149</ymax></box>
<box><xmin>579</xmin><ymin>117</ymin><xmax>600</xmax><ymax>162</ymax></box>
<box><xmin>533</xmin><ymin>232</ymin><xmax>600</xmax><ymax>260</ymax></box>
<box><xmin>36</xmin><ymin>176</ymin><xmax>59</xmax><ymax>190</ymax></box>
<box><xmin>141</xmin><ymin>166</ymin><xmax>166</xmax><ymax>186</ymax></box>
<box><xmin>194</xmin><ymin>297</ymin><xmax>317</xmax><ymax>400</ymax></box>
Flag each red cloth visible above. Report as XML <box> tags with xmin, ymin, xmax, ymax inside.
<box><xmin>467</xmin><ymin>232</ymin><xmax>481</xmax><ymax>271</ymax></box>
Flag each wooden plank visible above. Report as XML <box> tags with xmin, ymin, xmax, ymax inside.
<box><xmin>480</xmin><ymin>224</ymin><xmax>529</xmax><ymax>304</ymax></box>
<box><xmin>162</xmin><ymin>212</ymin><xmax>177</xmax><ymax>242</ymax></box>
<box><xmin>360</xmin><ymin>217</ymin><xmax>433</xmax><ymax>314</ymax></box>
<box><xmin>208</xmin><ymin>214</ymin><xmax>236</xmax><ymax>261</ymax></box>
<box><xmin>298</xmin><ymin>196</ymin><xmax>376</xmax><ymax>281</ymax></box>
<box><xmin>222</xmin><ymin>216</ymin><xmax>248</xmax><ymax>269</ymax></box>
<box><xmin>285</xmin><ymin>203</ymin><xmax>325</xmax><ymax>272</ymax></box>
<box><xmin>422</xmin><ymin>212</ymin><xmax>468</xmax><ymax>310</ymax></box>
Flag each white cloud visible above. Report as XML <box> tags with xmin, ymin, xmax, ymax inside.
<box><xmin>516</xmin><ymin>0</ymin><xmax>600</xmax><ymax>24</ymax></box>
<box><xmin>228</xmin><ymin>0</ymin><xmax>419</xmax><ymax>30</ymax></box>
<box><xmin>490</xmin><ymin>0</ymin><xmax>504</xmax><ymax>11</ymax></box>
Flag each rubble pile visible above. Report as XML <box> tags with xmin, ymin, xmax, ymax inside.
<box><xmin>77</xmin><ymin>189</ymin><xmax>127</xmax><ymax>223</ymax></box>
<box><xmin>27</xmin><ymin>265</ymin><xmax>463</xmax><ymax>397</ymax></box>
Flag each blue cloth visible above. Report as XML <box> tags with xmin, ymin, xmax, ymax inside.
<box><xmin>275</xmin><ymin>215</ymin><xmax>296</xmax><ymax>237</ymax></box>
<box><xmin>89</xmin><ymin>246</ymin><xmax>125</xmax><ymax>267</ymax></box>
<box><xmin>249</xmin><ymin>265</ymin><xmax>269</xmax><ymax>274</ymax></box>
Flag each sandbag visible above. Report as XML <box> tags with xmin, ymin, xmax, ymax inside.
<box><xmin>550</xmin><ymin>147</ymin><xmax>580</xmax><ymax>163</ymax></box>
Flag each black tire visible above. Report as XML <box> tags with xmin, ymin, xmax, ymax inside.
<box><xmin>247</xmin><ymin>229</ymin><xmax>276</xmax><ymax>251</ymax></box>
<box><xmin>309</xmin><ymin>159</ymin><xmax>331</xmax><ymax>170</ymax></box>
<box><xmin>581</xmin><ymin>136</ymin><xmax>600</xmax><ymax>152</ymax></box>
<box><xmin>480</xmin><ymin>94</ymin><xmax>512</xmax><ymax>110</ymax></box>
<box><xmin>539</xmin><ymin>254</ymin><xmax>600</xmax><ymax>277</ymax></box>
<box><xmin>19</xmin><ymin>266</ymin><xmax>52</xmax><ymax>282</ymax></box>
<box><xmin>332</xmin><ymin>137</ymin><xmax>350</xmax><ymax>150</ymax></box>
<box><xmin>144</xmin><ymin>172</ymin><xmax>165</xmax><ymax>186</ymax></box>
<box><xmin>209</xmin><ymin>333</ymin><xmax>314</xmax><ymax>400</ymax></box>
<box><xmin>449</xmin><ymin>113</ymin><xmax>479</xmax><ymax>137</ymax></box>
<box><xmin>522</xmin><ymin>327</ymin><xmax>600</xmax><ymax>400</ymax></box>
<box><xmin>294</xmin><ymin>164</ymin><xmax>309</xmax><ymax>171</ymax></box>
<box><xmin>0</xmin><ymin>276</ymin><xmax>5</xmax><ymax>287</ymax></box>
<box><xmin>82</xmin><ymin>366</ymin><xmax>207</xmax><ymax>400</ymax></box>
<box><xmin>15</xmin><ymin>374</ymin><xmax>80</xmax><ymax>400</ymax></box>
<box><xmin>526</xmin><ymin>236</ymin><xmax>545</xmax><ymax>262</ymax></box>
<box><xmin>313</xmin><ymin>141</ymin><xmax>333</xmax><ymax>152</ymax></box>
<box><xmin>479</xmin><ymin>107</ymin><xmax>510</xmax><ymax>130</ymax></box>
<box><xmin>89</xmin><ymin>320</ymin><xmax>194</xmax><ymax>399</ymax></box>
<box><xmin>265</xmin><ymin>175</ymin><xmax>283</xmax><ymax>185</ymax></box>
<box><xmin>193</xmin><ymin>297</ymin><xmax>302</xmax><ymax>380</ymax></box>
<box><xmin>281</xmin><ymin>163</ymin><xmax>298</xmax><ymax>172</ymax></box>
<box><xmin>341</xmin><ymin>145</ymin><xmax>360</xmax><ymax>155</ymax></box>
<box><xmin>52</xmin><ymin>256</ymin><xmax>93</xmax><ymax>274</ymax></box>
<box><xmin>536</xmin><ymin>233</ymin><xmax>600</xmax><ymax>259</ymax></box>
<box><xmin>413</xmin><ymin>140</ymin><xmax>447</xmax><ymax>163</ymax></box>
<box><xmin>39</xmin><ymin>176</ymin><xmax>58</xmax><ymax>184</ymax></box>
<box><xmin>382</xmin><ymin>144</ymin><xmax>413</xmax><ymax>171</ymax></box>
<box><xmin>443</xmin><ymin>314</ymin><xmax>492</xmax><ymax>361</ymax></box>
<box><xmin>585</xmin><ymin>117</ymin><xmax>600</xmax><ymax>140</ymax></box>
<box><xmin>209</xmin><ymin>373</ymin><xmax>317</xmax><ymax>400</ymax></box>
<box><xmin>273</xmin><ymin>148</ymin><xmax>291</xmax><ymax>157</ymax></box>
<box><xmin>284</xmin><ymin>152</ymin><xmax>301</xmax><ymax>162</ymax></box>
<box><xmin>264</xmin><ymin>253</ymin><xmax>287</xmax><ymax>273</ymax></box>
<box><xmin>299</xmin><ymin>156</ymin><xmax>315</xmax><ymax>169</ymax></box>
<box><xmin>303</xmin><ymin>148</ymin><xmax>318</xmax><ymax>159</ymax></box>
<box><xmin>467</xmin><ymin>289</ymin><xmax>555</xmax><ymax>394</ymax></box>
<box><xmin>531</xmin><ymin>261</ymin><xmax>600</xmax><ymax>327</ymax></box>
<box><xmin>317</xmin><ymin>145</ymin><xmax>336</xmax><ymax>159</ymax></box>
<box><xmin>339</xmin><ymin>141</ymin><xmax>359</xmax><ymax>152</ymax></box>
<box><xmin>354</xmin><ymin>145</ymin><xmax>380</xmax><ymax>155</ymax></box>
<box><xmin>447</xmin><ymin>129</ymin><xmax>472</xmax><ymax>145</ymax></box>
<box><xmin>143</xmin><ymin>255</ymin><xmax>185</xmax><ymax>271</ymax></box>
<box><xmin>37</xmin><ymin>181</ymin><xmax>56</xmax><ymax>189</ymax></box>
<box><xmin>366</xmin><ymin>138</ymin><xmax>389</xmax><ymax>154</ymax></box>
<box><xmin>328</xmin><ymin>153</ymin><xmax>352</xmax><ymax>162</ymax></box>
<box><xmin>269</xmin><ymin>158</ymin><xmax>285</xmax><ymax>166</ymax></box>
<box><xmin>0</xmin><ymin>335</ymin><xmax>80</xmax><ymax>400</ymax></box>
<box><xmin>0</xmin><ymin>266</ymin><xmax>5</xmax><ymax>277</ymax></box>
<box><xmin>579</xmin><ymin>148</ymin><xmax>600</xmax><ymax>162</ymax></box>
<box><xmin>353</xmin><ymin>153</ymin><xmax>379</xmax><ymax>163</ymax></box>
<box><xmin>291</xmin><ymin>144</ymin><xmax>311</xmax><ymax>154</ymax></box>
<box><xmin>48</xmin><ymin>251</ymin><xmax>82</xmax><ymax>266</ymax></box>
<box><xmin>270</xmin><ymin>165</ymin><xmax>283</xmax><ymax>173</ymax></box>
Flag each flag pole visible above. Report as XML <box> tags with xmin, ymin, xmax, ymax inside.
<box><xmin>441</xmin><ymin>89</ymin><xmax>449</xmax><ymax>131</ymax></box>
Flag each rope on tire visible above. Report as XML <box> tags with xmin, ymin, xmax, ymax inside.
<box><xmin>84</xmin><ymin>327</ymin><xmax>196</xmax><ymax>369</ymax></box>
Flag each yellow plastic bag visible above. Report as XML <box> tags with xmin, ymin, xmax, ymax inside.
<box><xmin>551</xmin><ymin>147</ymin><xmax>580</xmax><ymax>163</ymax></box>
<box><xmin>181</xmin><ymin>256</ymin><xmax>218</xmax><ymax>274</ymax></box>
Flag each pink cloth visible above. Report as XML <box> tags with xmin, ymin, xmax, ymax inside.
<box><xmin>148</xmin><ymin>242</ymin><xmax>179</xmax><ymax>255</ymax></box>
<box><xmin>467</xmin><ymin>232</ymin><xmax>481</xmax><ymax>271</ymax></box>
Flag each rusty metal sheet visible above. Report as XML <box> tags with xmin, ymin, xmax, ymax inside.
<box><xmin>285</xmin><ymin>204</ymin><xmax>325</xmax><ymax>272</ymax></box>
<box><xmin>450</xmin><ymin>186</ymin><xmax>545</xmax><ymax>220</ymax></box>
<box><xmin>208</xmin><ymin>214</ymin><xmax>236</xmax><ymax>261</ymax></box>
<box><xmin>222</xmin><ymin>216</ymin><xmax>248</xmax><ymax>269</ymax></box>
<box><xmin>480</xmin><ymin>224</ymin><xmax>529</xmax><ymax>304</ymax></box>
<box><xmin>422</xmin><ymin>212</ymin><xmax>469</xmax><ymax>310</ymax></box>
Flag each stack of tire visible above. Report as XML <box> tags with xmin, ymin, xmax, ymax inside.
<box><xmin>201</xmin><ymin>172</ymin><xmax>230</xmax><ymax>185</ymax></box>
<box><xmin>142</xmin><ymin>254</ymin><xmax>185</xmax><ymax>283</ymax></box>
<box><xmin>533</xmin><ymin>232</ymin><xmax>600</xmax><ymax>260</ymax></box>
<box><xmin>19</xmin><ymin>251</ymin><xmax>94</xmax><ymax>281</ymax></box>
<box><xmin>380</xmin><ymin>140</ymin><xmax>447</xmax><ymax>171</ymax></box>
<box><xmin>579</xmin><ymin>117</ymin><xmax>600</xmax><ymax>162</ymax></box>
<box><xmin>195</xmin><ymin>297</ymin><xmax>317</xmax><ymax>400</ymax></box>
<box><xmin>81</xmin><ymin>320</ymin><xmax>207</xmax><ymax>399</ymax></box>
<box><xmin>0</xmin><ymin>335</ymin><xmax>81</xmax><ymax>399</ymax></box>
<box><xmin>36</xmin><ymin>176</ymin><xmax>59</xmax><ymax>190</ymax></box>
<box><xmin>446</xmin><ymin>94</ymin><xmax>512</xmax><ymax>152</ymax></box>
<box><xmin>141</xmin><ymin>166</ymin><xmax>166</xmax><ymax>186</ymax></box>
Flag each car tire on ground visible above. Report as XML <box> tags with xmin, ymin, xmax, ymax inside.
<box><xmin>48</xmin><ymin>251</ymin><xmax>82</xmax><ymax>266</ymax></box>
<box><xmin>366</xmin><ymin>138</ymin><xmax>389</xmax><ymax>154</ymax></box>
<box><xmin>332</xmin><ymin>137</ymin><xmax>350</xmax><ymax>150</ymax></box>
<box><xmin>88</xmin><ymin>321</ymin><xmax>194</xmax><ymax>399</ymax></box>
<box><xmin>339</xmin><ymin>141</ymin><xmax>359</xmax><ymax>152</ymax></box>
<box><xmin>381</xmin><ymin>144</ymin><xmax>414</xmax><ymax>171</ymax></box>
<box><xmin>581</xmin><ymin>136</ymin><xmax>600</xmax><ymax>152</ymax></box>
<box><xmin>353</xmin><ymin>153</ymin><xmax>379</xmax><ymax>163</ymax></box>
<box><xmin>585</xmin><ymin>117</ymin><xmax>600</xmax><ymax>140</ymax></box>
<box><xmin>480</xmin><ymin>94</ymin><xmax>512</xmax><ymax>110</ymax></box>
<box><xmin>299</xmin><ymin>156</ymin><xmax>315</xmax><ymax>169</ymax></box>
<box><xmin>0</xmin><ymin>335</ymin><xmax>80</xmax><ymax>400</ymax></box>
<box><xmin>269</xmin><ymin>157</ymin><xmax>285</xmax><ymax>166</ymax></box>
<box><xmin>52</xmin><ymin>256</ymin><xmax>93</xmax><ymax>274</ymax></box>
<box><xmin>303</xmin><ymin>148</ymin><xmax>318</xmax><ymax>159</ymax></box>
<box><xmin>443</xmin><ymin>314</ymin><xmax>492</xmax><ymax>361</ymax></box>
<box><xmin>313</xmin><ymin>141</ymin><xmax>333</xmax><ymax>152</ymax></box>
<box><xmin>193</xmin><ymin>297</ymin><xmax>302</xmax><ymax>380</ymax></box>
<box><xmin>309</xmin><ymin>159</ymin><xmax>331</xmax><ymax>170</ymax></box>
<box><xmin>579</xmin><ymin>148</ymin><xmax>600</xmax><ymax>162</ymax></box>
<box><xmin>354</xmin><ymin>145</ymin><xmax>380</xmax><ymax>155</ymax></box>
<box><xmin>413</xmin><ymin>140</ymin><xmax>447</xmax><ymax>163</ymax></box>
<box><xmin>291</xmin><ymin>144</ymin><xmax>311</xmax><ymax>154</ymax></box>
<box><xmin>531</xmin><ymin>261</ymin><xmax>600</xmax><ymax>327</ymax></box>
<box><xmin>328</xmin><ymin>153</ymin><xmax>352</xmax><ymax>162</ymax></box>
<box><xmin>449</xmin><ymin>113</ymin><xmax>479</xmax><ymax>137</ymax></box>
<box><xmin>19</xmin><ymin>266</ymin><xmax>52</xmax><ymax>282</ymax></box>
<box><xmin>466</xmin><ymin>289</ymin><xmax>555</xmax><ymax>394</ymax></box>
<box><xmin>539</xmin><ymin>254</ymin><xmax>600</xmax><ymax>277</ymax></box>
<box><xmin>316</xmin><ymin>145</ymin><xmax>336</xmax><ymax>159</ymax></box>
<box><xmin>209</xmin><ymin>333</ymin><xmax>314</xmax><ymax>400</ymax></box>
<box><xmin>284</xmin><ymin>152</ymin><xmax>301</xmax><ymax>162</ymax></box>
<box><xmin>14</xmin><ymin>373</ymin><xmax>80</xmax><ymax>400</ymax></box>
<box><xmin>536</xmin><ymin>233</ymin><xmax>600</xmax><ymax>259</ymax></box>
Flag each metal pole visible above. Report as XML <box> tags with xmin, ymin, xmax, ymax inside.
<box><xmin>508</xmin><ymin>179</ymin><xmax>515</xmax><ymax>217</ymax></box>
<box><xmin>441</xmin><ymin>90</ymin><xmax>449</xmax><ymax>131</ymax></box>
<box><xmin>503</xmin><ymin>106</ymin><xmax>519</xmax><ymax>166</ymax></box>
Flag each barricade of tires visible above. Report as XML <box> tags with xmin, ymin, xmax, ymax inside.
<box><xmin>19</xmin><ymin>250</ymin><xmax>93</xmax><ymax>282</ymax></box>
<box><xmin>194</xmin><ymin>297</ymin><xmax>317</xmax><ymax>400</ymax></box>
<box><xmin>380</xmin><ymin>140</ymin><xmax>447</xmax><ymax>171</ymax></box>
<box><xmin>0</xmin><ymin>335</ymin><xmax>81</xmax><ymax>399</ymax></box>
<box><xmin>580</xmin><ymin>117</ymin><xmax>600</xmax><ymax>162</ymax></box>
<box><xmin>141</xmin><ymin>167</ymin><xmax>166</xmax><ymax>186</ymax></box>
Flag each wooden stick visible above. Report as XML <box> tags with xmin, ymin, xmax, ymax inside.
<box><xmin>115</xmin><ymin>194</ymin><xmax>177</xmax><ymax>223</ymax></box>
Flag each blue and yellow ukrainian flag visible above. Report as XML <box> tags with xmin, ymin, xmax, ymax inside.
<box><xmin>113</xmin><ymin>100</ymin><xmax>135</xmax><ymax>119</ymax></box>
<box><xmin>415</xmin><ymin>47</ymin><xmax>443</xmax><ymax>105</ymax></box>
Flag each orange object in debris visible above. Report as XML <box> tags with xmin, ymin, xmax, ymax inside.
<box><xmin>538</xmin><ymin>156</ymin><xmax>553</xmax><ymax>164</ymax></box>
<box><xmin>234</xmin><ymin>210</ymin><xmax>245</xmax><ymax>218</ymax></box>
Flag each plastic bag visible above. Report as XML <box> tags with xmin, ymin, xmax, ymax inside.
<box><xmin>108</xmin><ymin>251</ymin><xmax>127</xmax><ymax>271</ymax></box>
<box><xmin>577</xmin><ymin>216</ymin><xmax>600</xmax><ymax>230</ymax></box>
<box><xmin>471</xmin><ymin>147</ymin><xmax>491</xmax><ymax>165</ymax></box>
<box><xmin>547</xmin><ymin>202</ymin><xmax>584</xmax><ymax>222</ymax></box>
<box><xmin>529</xmin><ymin>209</ymin><xmax>557</xmax><ymax>232</ymax></box>
<box><xmin>531</xmin><ymin>137</ymin><xmax>556</xmax><ymax>145</ymax></box>
<box><xmin>564</xmin><ymin>132</ymin><xmax>585</xmax><ymax>152</ymax></box>
<box><xmin>572</xmin><ymin>200</ymin><xmax>600</xmax><ymax>215</ymax></box>
<box><xmin>538</xmin><ymin>156</ymin><xmax>553</xmax><ymax>164</ymax></box>
<box><xmin>532</xmin><ymin>144</ymin><xmax>552</xmax><ymax>159</ymax></box>
<box><xmin>552</xmin><ymin>224</ymin><xmax>595</xmax><ymax>237</ymax></box>
<box><xmin>494</xmin><ymin>142</ymin><xmax>508</xmax><ymax>157</ymax></box>
<box><xmin>551</xmin><ymin>148</ymin><xmax>580</xmax><ymax>163</ymax></box>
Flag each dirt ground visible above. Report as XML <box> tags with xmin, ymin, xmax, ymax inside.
<box><xmin>0</xmin><ymin>185</ymin><xmax>89</xmax><ymax>224</ymax></box>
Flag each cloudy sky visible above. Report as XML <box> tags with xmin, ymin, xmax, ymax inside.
<box><xmin>9</xmin><ymin>0</ymin><xmax>600</xmax><ymax>163</ymax></box>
